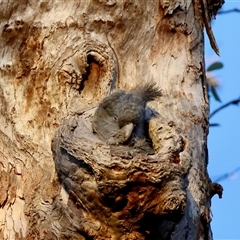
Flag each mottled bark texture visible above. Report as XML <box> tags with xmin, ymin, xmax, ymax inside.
<box><xmin>0</xmin><ymin>0</ymin><xmax>222</xmax><ymax>239</ymax></box>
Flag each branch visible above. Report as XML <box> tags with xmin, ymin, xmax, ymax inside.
<box><xmin>214</xmin><ymin>166</ymin><xmax>240</xmax><ymax>182</ymax></box>
<box><xmin>218</xmin><ymin>8</ymin><xmax>240</xmax><ymax>14</ymax></box>
<box><xmin>210</xmin><ymin>97</ymin><xmax>240</xmax><ymax>119</ymax></box>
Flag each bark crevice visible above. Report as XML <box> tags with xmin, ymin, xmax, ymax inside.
<box><xmin>51</xmin><ymin>112</ymin><xmax>187</xmax><ymax>239</ymax></box>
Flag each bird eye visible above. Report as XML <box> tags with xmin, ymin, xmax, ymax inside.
<box><xmin>113</xmin><ymin>116</ymin><xmax>118</xmax><ymax>121</ymax></box>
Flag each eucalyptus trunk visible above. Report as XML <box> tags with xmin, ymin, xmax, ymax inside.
<box><xmin>0</xmin><ymin>1</ymin><xmax>222</xmax><ymax>239</ymax></box>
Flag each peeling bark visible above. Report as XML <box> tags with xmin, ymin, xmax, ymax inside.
<box><xmin>0</xmin><ymin>0</ymin><xmax>223</xmax><ymax>239</ymax></box>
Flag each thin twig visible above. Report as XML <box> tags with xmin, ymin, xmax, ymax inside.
<box><xmin>214</xmin><ymin>166</ymin><xmax>240</xmax><ymax>182</ymax></box>
<box><xmin>218</xmin><ymin>8</ymin><xmax>240</xmax><ymax>14</ymax></box>
<box><xmin>210</xmin><ymin>97</ymin><xmax>240</xmax><ymax>118</ymax></box>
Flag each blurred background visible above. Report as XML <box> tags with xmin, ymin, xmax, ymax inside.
<box><xmin>205</xmin><ymin>1</ymin><xmax>240</xmax><ymax>239</ymax></box>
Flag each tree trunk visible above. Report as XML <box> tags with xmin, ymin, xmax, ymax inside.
<box><xmin>0</xmin><ymin>0</ymin><xmax>223</xmax><ymax>239</ymax></box>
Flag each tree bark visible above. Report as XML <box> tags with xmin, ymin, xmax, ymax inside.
<box><xmin>0</xmin><ymin>0</ymin><xmax>222</xmax><ymax>239</ymax></box>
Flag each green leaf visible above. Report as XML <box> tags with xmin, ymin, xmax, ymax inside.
<box><xmin>211</xmin><ymin>85</ymin><xmax>221</xmax><ymax>102</ymax></box>
<box><xmin>207</xmin><ymin>62</ymin><xmax>224</xmax><ymax>72</ymax></box>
